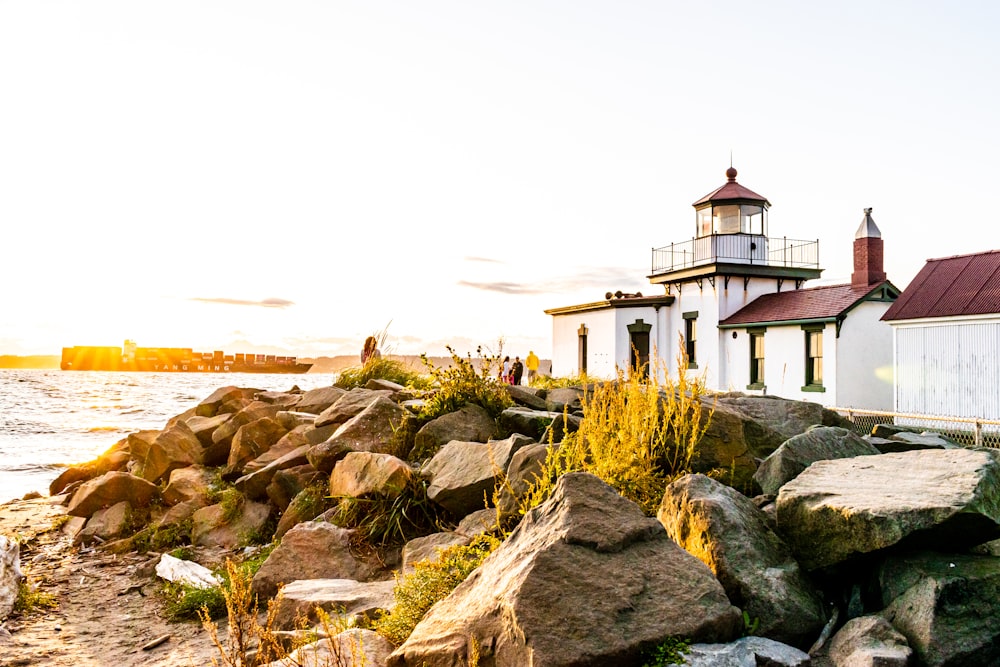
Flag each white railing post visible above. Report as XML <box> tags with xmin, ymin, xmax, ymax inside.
<box><xmin>975</xmin><ymin>420</ymin><xmax>983</xmax><ymax>447</ymax></box>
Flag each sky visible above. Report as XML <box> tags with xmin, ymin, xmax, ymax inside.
<box><xmin>2</xmin><ymin>1</ymin><xmax>999</xmax><ymax>359</ymax></box>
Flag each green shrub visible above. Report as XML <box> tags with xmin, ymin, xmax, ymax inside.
<box><xmin>641</xmin><ymin>637</ymin><xmax>691</xmax><ymax>666</ymax></box>
<box><xmin>521</xmin><ymin>346</ymin><xmax>714</xmax><ymax>516</ymax></box>
<box><xmin>374</xmin><ymin>534</ymin><xmax>501</xmax><ymax>646</ymax></box>
<box><xmin>419</xmin><ymin>346</ymin><xmax>513</xmax><ymax>421</ymax></box>
<box><xmin>163</xmin><ymin>580</ymin><xmax>227</xmax><ymax>621</ymax></box>
<box><xmin>335</xmin><ymin>356</ymin><xmax>431</xmax><ymax>390</ymax></box>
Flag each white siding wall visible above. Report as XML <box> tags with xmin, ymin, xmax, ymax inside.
<box><xmin>835</xmin><ymin>301</ymin><xmax>894</xmax><ymax>410</ymax></box>
<box><xmin>893</xmin><ymin>316</ymin><xmax>1000</xmax><ymax>419</ymax></box>
<box><xmin>672</xmin><ymin>289</ymin><xmax>721</xmax><ymax>388</ymax></box>
<box><xmin>551</xmin><ymin>306</ymin><xmax>667</xmax><ymax>379</ymax></box>
<box><xmin>721</xmin><ymin>323</ymin><xmax>837</xmax><ymax>406</ymax></box>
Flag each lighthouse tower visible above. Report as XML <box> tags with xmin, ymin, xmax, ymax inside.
<box><xmin>647</xmin><ymin>167</ymin><xmax>822</xmax><ymax>385</ymax></box>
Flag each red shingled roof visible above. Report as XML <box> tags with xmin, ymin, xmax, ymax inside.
<box><xmin>881</xmin><ymin>249</ymin><xmax>1000</xmax><ymax>321</ymax></box>
<box><xmin>720</xmin><ymin>283</ymin><xmax>885</xmax><ymax>326</ymax></box>
<box><xmin>692</xmin><ymin>181</ymin><xmax>770</xmax><ymax>207</ymax></box>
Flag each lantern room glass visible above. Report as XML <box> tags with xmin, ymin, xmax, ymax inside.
<box><xmin>695</xmin><ymin>203</ymin><xmax>768</xmax><ymax>238</ymax></box>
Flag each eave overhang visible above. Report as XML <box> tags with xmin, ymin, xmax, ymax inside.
<box><xmin>545</xmin><ymin>295</ymin><xmax>675</xmax><ymax>316</ymax></box>
<box><xmin>647</xmin><ymin>263</ymin><xmax>823</xmax><ymax>286</ymax></box>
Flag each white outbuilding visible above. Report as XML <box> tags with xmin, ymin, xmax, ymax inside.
<box><xmin>546</xmin><ymin>167</ymin><xmax>900</xmax><ymax>410</ymax></box>
<box><xmin>881</xmin><ymin>249</ymin><xmax>1000</xmax><ymax>421</ymax></box>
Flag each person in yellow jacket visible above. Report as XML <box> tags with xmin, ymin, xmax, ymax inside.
<box><xmin>525</xmin><ymin>350</ymin><xmax>540</xmax><ymax>384</ymax></box>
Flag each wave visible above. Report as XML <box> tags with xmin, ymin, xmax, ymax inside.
<box><xmin>86</xmin><ymin>426</ymin><xmax>125</xmax><ymax>433</ymax></box>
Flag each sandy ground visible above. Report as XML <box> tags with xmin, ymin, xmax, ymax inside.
<box><xmin>0</xmin><ymin>497</ymin><xmax>223</xmax><ymax>667</ymax></box>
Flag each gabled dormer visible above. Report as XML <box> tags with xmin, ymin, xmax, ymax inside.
<box><xmin>649</xmin><ymin>167</ymin><xmax>822</xmax><ymax>291</ymax></box>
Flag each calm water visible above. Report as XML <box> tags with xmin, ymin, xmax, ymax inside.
<box><xmin>0</xmin><ymin>369</ymin><xmax>335</xmax><ymax>504</ymax></box>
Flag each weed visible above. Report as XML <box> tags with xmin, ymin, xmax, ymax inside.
<box><xmin>419</xmin><ymin>345</ymin><xmax>513</xmax><ymax>421</ymax></box>
<box><xmin>335</xmin><ymin>356</ymin><xmax>430</xmax><ymax>391</ymax></box>
<box><xmin>219</xmin><ymin>488</ymin><xmax>246</xmax><ymax>523</ymax></box>
<box><xmin>13</xmin><ymin>577</ymin><xmax>57</xmax><ymax>615</ymax></box>
<box><xmin>373</xmin><ymin>533</ymin><xmax>501</xmax><ymax>646</ymax></box>
<box><xmin>742</xmin><ymin>609</ymin><xmax>760</xmax><ymax>636</ymax></box>
<box><xmin>520</xmin><ymin>344</ymin><xmax>713</xmax><ymax>517</ymax></box>
<box><xmin>169</xmin><ymin>545</ymin><xmax>196</xmax><ymax>560</ymax></box>
<box><xmin>640</xmin><ymin>637</ymin><xmax>691</xmax><ymax>666</ymax></box>
<box><xmin>162</xmin><ymin>579</ymin><xmax>227</xmax><ymax>621</ymax></box>
<box><xmin>329</xmin><ymin>477</ymin><xmax>450</xmax><ymax>549</ymax></box>
<box><xmin>532</xmin><ymin>371</ymin><xmax>601</xmax><ymax>390</ymax></box>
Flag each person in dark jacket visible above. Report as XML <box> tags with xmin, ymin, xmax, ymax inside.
<box><xmin>512</xmin><ymin>356</ymin><xmax>524</xmax><ymax>385</ymax></box>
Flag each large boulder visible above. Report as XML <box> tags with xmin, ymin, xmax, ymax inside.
<box><xmin>544</xmin><ymin>387</ymin><xmax>585</xmax><ymax>413</ymax></box>
<box><xmin>658</xmin><ymin>474</ymin><xmax>825</xmax><ymax>649</ymax></box>
<box><xmin>162</xmin><ymin>465</ymin><xmax>216</xmax><ymax>505</ymax></box>
<box><xmin>251</xmin><ymin>522</ymin><xmax>387</xmax><ymax>598</ymax></box>
<box><xmin>49</xmin><ymin>441</ymin><xmax>130</xmax><ymax>495</ymax></box>
<box><xmin>329</xmin><ymin>452</ymin><xmax>413</xmax><ymax>500</ymax></box>
<box><xmin>74</xmin><ymin>500</ymin><xmax>133</xmax><ymax>546</ymax></box>
<box><xmin>136</xmin><ymin>421</ymin><xmax>205</xmax><ymax>483</ymax></box>
<box><xmin>320</xmin><ymin>397</ymin><xmax>411</xmax><ymax>459</ymax></box>
<box><xmin>421</xmin><ymin>435</ymin><xmax>534</xmax><ymax>516</ymax></box>
<box><xmin>208</xmin><ymin>402</ymin><xmax>285</xmax><ymax>464</ymax></box>
<box><xmin>272</xmin><ymin>578</ymin><xmax>396</xmax><ymax>630</ymax></box>
<box><xmin>66</xmin><ymin>472</ymin><xmax>159</xmax><ymax>518</ymax></box>
<box><xmin>265</xmin><ymin>629</ymin><xmax>395</xmax><ymax>667</ymax></box>
<box><xmin>190</xmin><ymin>500</ymin><xmax>273</xmax><ymax>549</ymax></box>
<box><xmin>388</xmin><ymin>472</ymin><xmax>741</xmax><ymax>667</ymax></box>
<box><xmin>183</xmin><ymin>413</ymin><xmax>231</xmax><ymax>447</ymax></box>
<box><xmin>195</xmin><ymin>386</ymin><xmax>255</xmax><ymax>417</ymax></box>
<box><xmin>222</xmin><ymin>417</ymin><xmax>288</xmax><ymax>480</ymax></box>
<box><xmin>684</xmin><ymin>636</ymin><xmax>810</xmax><ymax>666</ymax></box>
<box><xmin>825</xmin><ymin>615</ymin><xmax>913</xmax><ymax>667</ymax></box>
<box><xmin>234</xmin><ymin>445</ymin><xmax>311</xmax><ymax>500</ymax></box>
<box><xmin>401</xmin><ymin>532</ymin><xmax>472</xmax><ymax>572</ymax></box>
<box><xmin>412</xmin><ymin>404</ymin><xmax>498</xmax><ymax>459</ymax></box>
<box><xmin>753</xmin><ymin>426</ymin><xmax>880</xmax><ymax>495</ymax></box>
<box><xmin>273</xmin><ymin>483</ymin><xmax>334</xmax><ymax>539</ymax></box>
<box><xmin>266</xmin><ymin>464</ymin><xmax>325</xmax><ymax>512</ymax></box>
<box><xmin>879</xmin><ymin>552</ymin><xmax>1000</xmax><ymax>667</ymax></box>
<box><xmin>499</xmin><ymin>407</ymin><xmax>567</xmax><ymax>441</ymax></box>
<box><xmin>494</xmin><ymin>442</ymin><xmax>551</xmax><ymax>519</ymax></box>
<box><xmin>777</xmin><ymin>449</ymin><xmax>1000</xmax><ymax>570</ymax></box>
<box><xmin>505</xmin><ymin>385</ymin><xmax>548</xmax><ymax>410</ymax></box>
<box><xmin>314</xmin><ymin>389</ymin><xmax>394</xmax><ymax>428</ymax></box>
<box><xmin>714</xmin><ymin>394</ymin><xmax>830</xmax><ymax>444</ymax></box>
<box><xmin>295</xmin><ymin>386</ymin><xmax>348</xmax><ymax>415</ymax></box>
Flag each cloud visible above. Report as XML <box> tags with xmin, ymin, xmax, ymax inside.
<box><xmin>458</xmin><ymin>266</ymin><xmax>647</xmax><ymax>296</ymax></box>
<box><xmin>464</xmin><ymin>256</ymin><xmax>504</xmax><ymax>264</ymax></box>
<box><xmin>190</xmin><ymin>297</ymin><xmax>294</xmax><ymax>309</ymax></box>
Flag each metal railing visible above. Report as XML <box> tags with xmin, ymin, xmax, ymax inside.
<box><xmin>832</xmin><ymin>407</ymin><xmax>1000</xmax><ymax>448</ymax></box>
<box><xmin>651</xmin><ymin>234</ymin><xmax>819</xmax><ymax>275</ymax></box>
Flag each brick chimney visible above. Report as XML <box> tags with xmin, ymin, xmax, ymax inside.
<box><xmin>852</xmin><ymin>207</ymin><xmax>886</xmax><ymax>289</ymax></box>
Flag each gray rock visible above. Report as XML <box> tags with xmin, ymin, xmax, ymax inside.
<box><xmin>234</xmin><ymin>445</ymin><xmax>311</xmax><ymax>500</ymax></box>
<box><xmin>295</xmin><ymin>386</ymin><xmax>349</xmax><ymax>415</ymax></box>
<box><xmin>222</xmin><ymin>417</ymin><xmax>288</xmax><ymax>480</ymax></box>
<box><xmin>190</xmin><ymin>499</ymin><xmax>273</xmax><ymax>549</ymax></box>
<box><xmin>401</xmin><ymin>532</ymin><xmax>472</xmax><ymax>572</ymax></box>
<box><xmin>272</xmin><ymin>579</ymin><xmax>396</xmax><ymax>630</ymax></box>
<box><xmin>753</xmin><ymin>426</ymin><xmax>879</xmax><ymax>495</ymax></box>
<box><xmin>422</xmin><ymin>435</ymin><xmax>534</xmax><ymax>516</ymax></box>
<box><xmin>162</xmin><ymin>465</ymin><xmax>215</xmax><ymax>505</ymax></box>
<box><xmin>207</xmin><ymin>402</ymin><xmax>285</xmax><ymax>465</ymax></box>
<box><xmin>365</xmin><ymin>378</ymin><xmax>406</xmax><ymax>392</ymax></box>
<box><xmin>252</xmin><ymin>522</ymin><xmax>387</xmax><ymax>598</ymax></box>
<box><xmin>75</xmin><ymin>500</ymin><xmax>132</xmax><ymax>545</ymax></box>
<box><xmin>388</xmin><ymin>472</ymin><xmax>741</xmax><ymax>667</ymax></box>
<box><xmin>66</xmin><ymin>472</ymin><xmax>159</xmax><ymax>518</ymax></box>
<box><xmin>266</xmin><ymin>629</ymin><xmax>395</xmax><ymax>667</ymax></box>
<box><xmin>314</xmin><ymin>389</ymin><xmax>393</xmax><ymax>428</ymax></box>
<box><xmin>498</xmin><ymin>406</ymin><xmax>563</xmax><ymax>441</ymax></box>
<box><xmin>412</xmin><ymin>404</ymin><xmax>497</xmax><ymax>459</ymax></box>
<box><xmin>195</xmin><ymin>386</ymin><xmax>254</xmax><ymax>417</ymax></box>
<box><xmin>685</xmin><ymin>636</ymin><xmax>811</xmax><ymax>666</ymax></box>
<box><xmin>495</xmin><ymin>442</ymin><xmax>550</xmax><ymax>519</ymax></box>
<box><xmin>659</xmin><ymin>474</ymin><xmax>826</xmax><ymax>649</ymax></box>
<box><xmin>266</xmin><ymin>464</ymin><xmax>325</xmax><ymax>512</ymax></box>
<box><xmin>329</xmin><ymin>452</ymin><xmax>413</xmax><ymax>499</ymax></box>
<box><xmin>826</xmin><ymin>615</ymin><xmax>912</xmax><ymax>667</ymax></box>
<box><xmin>715</xmin><ymin>394</ymin><xmax>828</xmax><ymax>443</ymax></box>
<box><xmin>505</xmin><ymin>384</ymin><xmax>548</xmax><ymax>410</ymax></box>
<box><xmin>136</xmin><ymin>421</ymin><xmax>205</xmax><ymax>483</ymax></box>
<box><xmin>879</xmin><ymin>552</ymin><xmax>1000</xmax><ymax>667</ymax></box>
<box><xmin>777</xmin><ymin>449</ymin><xmax>1000</xmax><ymax>570</ymax></box>
<box><xmin>544</xmin><ymin>387</ymin><xmax>585</xmax><ymax>412</ymax></box>
<box><xmin>320</xmin><ymin>396</ymin><xmax>411</xmax><ymax>459</ymax></box>
<box><xmin>888</xmin><ymin>431</ymin><xmax>958</xmax><ymax>448</ymax></box>
<box><xmin>455</xmin><ymin>508</ymin><xmax>497</xmax><ymax>537</ymax></box>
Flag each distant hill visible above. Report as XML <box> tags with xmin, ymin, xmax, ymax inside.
<box><xmin>0</xmin><ymin>355</ymin><xmax>60</xmax><ymax>369</ymax></box>
<box><xmin>300</xmin><ymin>355</ymin><xmax>457</xmax><ymax>374</ymax></box>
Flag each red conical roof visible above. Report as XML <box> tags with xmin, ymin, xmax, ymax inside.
<box><xmin>692</xmin><ymin>167</ymin><xmax>770</xmax><ymax>207</ymax></box>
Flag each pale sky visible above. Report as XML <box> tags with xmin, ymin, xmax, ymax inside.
<box><xmin>2</xmin><ymin>1</ymin><xmax>999</xmax><ymax>359</ymax></box>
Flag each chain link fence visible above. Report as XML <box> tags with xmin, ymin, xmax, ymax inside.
<box><xmin>832</xmin><ymin>408</ymin><xmax>1000</xmax><ymax>449</ymax></box>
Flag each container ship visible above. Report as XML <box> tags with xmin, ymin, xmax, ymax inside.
<box><xmin>60</xmin><ymin>340</ymin><xmax>312</xmax><ymax>373</ymax></box>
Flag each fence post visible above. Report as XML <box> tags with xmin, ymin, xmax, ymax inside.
<box><xmin>975</xmin><ymin>420</ymin><xmax>983</xmax><ymax>448</ymax></box>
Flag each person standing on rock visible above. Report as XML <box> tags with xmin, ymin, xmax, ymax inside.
<box><xmin>500</xmin><ymin>356</ymin><xmax>511</xmax><ymax>383</ymax></box>
<box><xmin>525</xmin><ymin>350</ymin><xmax>539</xmax><ymax>384</ymax></box>
<box><xmin>512</xmin><ymin>356</ymin><xmax>524</xmax><ymax>385</ymax></box>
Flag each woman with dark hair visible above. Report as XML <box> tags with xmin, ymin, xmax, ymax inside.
<box><xmin>361</xmin><ymin>336</ymin><xmax>381</xmax><ymax>365</ymax></box>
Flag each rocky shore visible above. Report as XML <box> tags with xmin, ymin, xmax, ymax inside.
<box><xmin>2</xmin><ymin>378</ymin><xmax>999</xmax><ymax>666</ymax></box>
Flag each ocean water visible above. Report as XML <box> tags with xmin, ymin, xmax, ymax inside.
<box><xmin>0</xmin><ymin>369</ymin><xmax>336</xmax><ymax>504</ymax></box>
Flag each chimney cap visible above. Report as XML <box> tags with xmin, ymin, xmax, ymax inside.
<box><xmin>855</xmin><ymin>207</ymin><xmax>882</xmax><ymax>239</ymax></box>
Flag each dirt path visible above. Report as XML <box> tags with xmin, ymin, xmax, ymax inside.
<box><xmin>0</xmin><ymin>497</ymin><xmax>223</xmax><ymax>667</ymax></box>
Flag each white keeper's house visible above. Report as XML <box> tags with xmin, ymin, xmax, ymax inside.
<box><xmin>881</xmin><ymin>249</ymin><xmax>1000</xmax><ymax>421</ymax></box>
<box><xmin>545</xmin><ymin>167</ymin><xmax>901</xmax><ymax>410</ymax></box>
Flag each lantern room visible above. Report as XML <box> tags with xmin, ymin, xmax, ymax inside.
<box><xmin>693</xmin><ymin>167</ymin><xmax>770</xmax><ymax>238</ymax></box>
